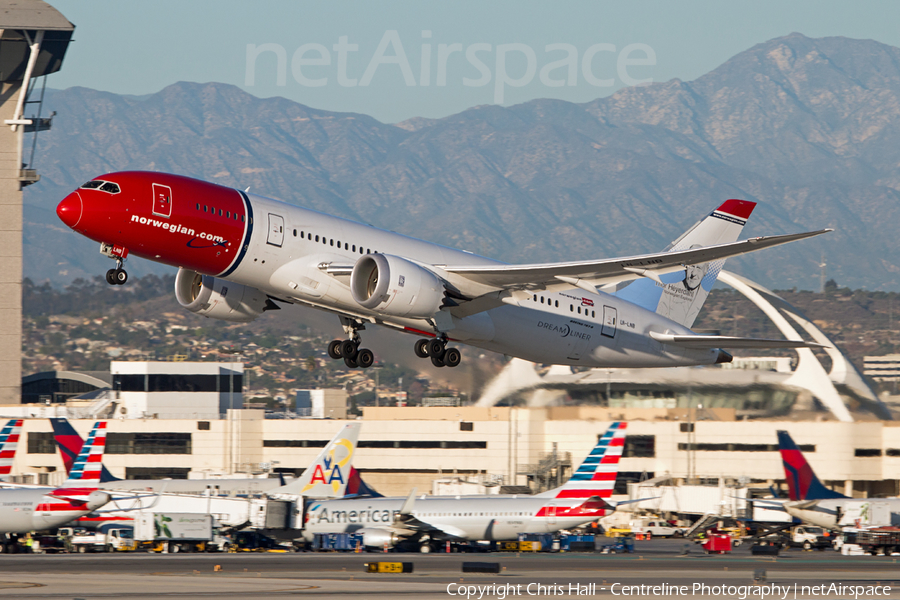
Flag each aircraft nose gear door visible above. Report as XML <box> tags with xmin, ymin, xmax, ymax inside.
<box><xmin>267</xmin><ymin>214</ymin><xmax>284</xmax><ymax>247</ymax></box>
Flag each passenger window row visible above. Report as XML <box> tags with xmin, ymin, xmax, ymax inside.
<box><xmin>532</xmin><ymin>294</ymin><xmax>560</xmax><ymax>309</ymax></box>
<box><xmin>195</xmin><ymin>203</ymin><xmax>245</xmax><ymax>222</ymax></box>
<box><xmin>293</xmin><ymin>229</ymin><xmax>376</xmax><ymax>255</ymax></box>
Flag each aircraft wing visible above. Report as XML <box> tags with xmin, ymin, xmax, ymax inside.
<box><xmin>443</xmin><ymin>230</ymin><xmax>829</xmax><ymax>294</ymax></box>
<box><xmin>649</xmin><ymin>333</ymin><xmax>828</xmax><ymax>349</ymax></box>
<box><xmin>388</xmin><ymin>488</ymin><xmax>468</xmax><ymax>542</ymax></box>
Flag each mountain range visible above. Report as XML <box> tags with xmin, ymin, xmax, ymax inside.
<box><xmin>24</xmin><ymin>32</ymin><xmax>900</xmax><ymax>291</ymax></box>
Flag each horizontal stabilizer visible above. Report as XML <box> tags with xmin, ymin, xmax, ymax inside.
<box><xmin>649</xmin><ymin>332</ymin><xmax>828</xmax><ymax>349</ymax></box>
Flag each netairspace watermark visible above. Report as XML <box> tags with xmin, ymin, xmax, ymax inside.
<box><xmin>245</xmin><ymin>30</ymin><xmax>657</xmax><ymax>104</ymax></box>
<box><xmin>444</xmin><ymin>582</ymin><xmax>893</xmax><ymax>599</ymax></box>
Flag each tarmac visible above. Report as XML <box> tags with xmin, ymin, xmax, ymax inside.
<box><xmin>1</xmin><ymin>539</ymin><xmax>899</xmax><ymax>599</ymax></box>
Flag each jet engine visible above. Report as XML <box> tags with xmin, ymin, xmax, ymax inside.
<box><xmin>350</xmin><ymin>254</ymin><xmax>445</xmax><ymax>319</ymax></box>
<box><xmin>358</xmin><ymin>527</ymin><xmax>400</xmax><ymax>548</ymax></box>
<box><xmin>175</xmin><ymin>268</ymin><xmax>272</xmax><ymax>323</ymax></box>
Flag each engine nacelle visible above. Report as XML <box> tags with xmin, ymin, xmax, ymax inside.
<box><xmin>174</xmin><ymin>268</ymin><xmax>269</xmax><ymax>323</ymax></box>
<box><xmin>359</xmin><ymin>527</ymin><xmax>400</xmax><ymax>548</ymax></box>
<box><xmin>350</xmin><ymin>254</ymin><xmax>445</xmax><ymax>319</ymax></box>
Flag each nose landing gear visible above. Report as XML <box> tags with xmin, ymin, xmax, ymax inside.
<box><xmin>100</xmin><ymin>242</ymin><xmax>129</xmax><ymax>286</ymax></box>
<box><xmin>105</xmin><ymin>266</ymin><xmax>128</xmax><ymax>286</ymax></box>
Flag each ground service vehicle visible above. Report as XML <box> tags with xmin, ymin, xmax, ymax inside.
<box><xmin>71</xmin><ymin>526</ymin><xmax>136</xmax><ymax>553</ymax></box>
<box><xmin>134</xmin><ymin>512</ymin><xmax>227</xmax><ymax>553</ymax></box>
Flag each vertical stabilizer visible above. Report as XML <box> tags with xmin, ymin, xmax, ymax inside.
<box><xmin>0</xmin><ymin>419</ymin><xmax>22</xmax><ymax>480</ymax></box>
<box><xmin>778</xmin><ymin>430</ymin><xmax>845</xmax><ymax>500</ymax></box>
<box><xmin>50</xmin><ymin>418</ymin><xmax>119</xmax><ymax>482</ymax></box>
<box><xmin>269</xmin><ymin>423</ymin><xmax>361</xmax><ymax>498</ymax></box>
<box><xmin>537</xmin><ymin>421</ymin><xmax>627</xmax><ymax>500</ymax></box>
<box><xmin>615</xmin><ymin>199</ymin><xmax>756</xmax><ymax>328</ymax></box>
<box><xmin>63</xmin><ymin>421</ymin><xmax>107</xmax><ymax>487</ymax></box>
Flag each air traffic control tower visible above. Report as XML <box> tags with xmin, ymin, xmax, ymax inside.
<box><xmin>0</xmin><ymin>1</ymin><xmax>73</xmax><ymax>403</ymax></box>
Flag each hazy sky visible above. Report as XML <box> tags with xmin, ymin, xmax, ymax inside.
<box><xmin>48</xmin><ymin>0</ymin><xmax>900</xmax><ymax>124</ymax></box>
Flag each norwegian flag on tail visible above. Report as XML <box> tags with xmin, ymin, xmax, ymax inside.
<box><xmin>0</xmin><ymin>419</ymin><xmax>23</xmax><ymax>479</ymax></box>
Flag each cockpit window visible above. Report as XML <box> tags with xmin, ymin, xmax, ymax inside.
<box><xmin>80</xmin><ymin>180</ymin><xmax>121</xmax><ymax>194</ymax></box>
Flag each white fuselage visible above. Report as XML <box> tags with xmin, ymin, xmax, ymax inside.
<box><xmin>785</xmin><ymin>498</ymin><xmax>900</xmax><ymax>530</ymax></box>
<box><xmin>0</xmin><ymin>488</ymin><xmax>107</xmax><ymax>534</ymax></box>
<box><xmin>302</xmin><ymin>495</ymin><xmax>604</xmax><ymax>543</ymax></box>
<box><xmin>227</xmin><ymin>194</ymin><xmax>717</xmax><ymax>368</ymax></box>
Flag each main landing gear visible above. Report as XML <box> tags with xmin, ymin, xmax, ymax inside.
<box><xmin>414</xmin><ymin>337</ymin><xmax>461</xmax><ymax>368</ymax></box>
<box><xmin>327</xmin><ymin>317</ymin><xmax>375</xmax><ymax>369</ymax></box>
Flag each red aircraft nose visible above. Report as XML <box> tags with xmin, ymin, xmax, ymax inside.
<box><xmin>57</xmin><ymin>192</ymin><xmax>83</xmax><ymax>229</ymax></box>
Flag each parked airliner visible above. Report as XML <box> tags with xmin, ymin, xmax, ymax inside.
<box><xmin>56</xmin><ymin>172</ymin><xmax>828</xmax><ymax>368</ymax></box>
<box><xmin>774</xmin><ymin>431</ymin><xmax>900</xmax><ymax>529</ymax></box>
<box><xmin>0</xmin><ymin>419</ymin><xmax>22</xmax><ymax>482</ymax></box>
<box><xmin>0</xmin><ymin>422</ymin><xmax>110</xmax><ymax>542</ymax></box>
<box><xmin>300</xmin><ymin>422</ymin><xmax>629</xmax><ymax>551</ymax></box>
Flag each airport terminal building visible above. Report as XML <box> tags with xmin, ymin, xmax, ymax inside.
<box><xmin>6</xmin><ymin>406</ymin><xmax>900</xmax><ymax>499</ymax></box>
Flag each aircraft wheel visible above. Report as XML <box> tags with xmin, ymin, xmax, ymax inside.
<box><xmin>443</xmin><ymin>348</ymin><xmax>461</xmax><ymax>368</ymax></box>
<box><xmin>356</xmin><ymin>348</ymin><xmax>375</xmax><ymax>369</ymax></box>
<box><xmin>340</xmin><ymin>339</ymin><xmax>358</xmax><ymax>361</ymax></box>
<box><xmin>106</xmin><ymin>269</ymin><xmax>118</xmax><ymax>285</ymax></box>
<box><xmin>430</xmin><ymin>354</ymin><xmax>445</xmax><ymax>368</ymax></box>
<box><xmin>414</xmin><ymin>339</ymin><xmax>429</xmax><ymax>358</ymax></box>
<box><xmin>327</xmin><ymin>340</ymin><xmax>343</xmax><ymax>359</ymax></box>
<box><xmin>427</xmin><ymin>338</ymin><xmax>445</xmax><ymax>358</ymax></box>
<box><xmin>114</xmin><ymin>268</ymin><xmax>128</xmax><ymax>285</ymax></box>
<box><xmin>344</xmin><ymin>356</ymin><xmax>359</xmax><ymax>369</ymax></box>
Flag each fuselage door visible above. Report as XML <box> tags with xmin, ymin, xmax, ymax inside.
<box><xmin>267</xmin><ymin>214</ymin><xmax>284</xmax><ymax>247</ymax></box>
<box><xmin>545</xmin><ymin>503</ymin><xmax>557</xmax><ymax>525</ymax></box>
<box><xmin>602</xmin><ymin>306</ymin><xmax>617</xmax><ymax>338</ymax></box>
<box><xmin>152</xmin><ymin>183</ymin><xmax>173</xmax><ymax>218</ymax></box>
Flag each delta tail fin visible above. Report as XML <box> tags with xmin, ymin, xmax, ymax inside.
<box><xmin>50</xmin><ymin>418</ymin><xmax>119</xmax><ymax>482</ymax></box>
<box><xmin>268</xmin><ymin>423</ymin><xmax>361</xmax><ymax>498</ymax></box>
<box><xmin>0</xmin><ymin>419</ymin><xmax>23</xmax><ymax>481</ymax></box>
<box><xmin>344</xmin><ymin>466</ymin><xmax>383</xmax><ymax>498</ymax></box>
<box><xmin>778</xmin><ymin>430</ymin><xmax>846</xmax><ymax>501</ymax></box>
<box><xmin>614</xmin><ymin>199</ymin><xmax>756</xmax><ymax>328</ymax></box>
<box><xmin>537</xmin><ymin>421</ymin><xmax>627</xmax><ymax>500</ymax></box>
<box><xmin>62</xmin><ymin>421</ymin><xmax>108</xmax><ymax>487</ymax></box>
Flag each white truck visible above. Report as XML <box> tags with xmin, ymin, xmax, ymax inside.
<box><xmin>70</xmin><ymin>526</ymin><xmax>137</xmax><ymax>553</ymax></box>
<box><xmin>133</xmin><ymin>512</ymin><xmax>228</xmax><ymax>553</ymax></box>
<box><xmin>629</xmin><ymin>518</ymin><xmax>684</xmax><ymax>538</ymax></box>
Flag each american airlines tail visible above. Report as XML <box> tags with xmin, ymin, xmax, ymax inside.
<box><xmin>777</xmin><ymin>430</ymin><xmax>846</xmax><ymax>501</ymax></box>
<box><xmin>269</xmin><ymin>423</ymin><xmax>361</xmax><ymax>498</ymax></box>
<box><xmin>614</xmin><ymin>199</ymin><xmax>756</xmax><ymax>328</ymax></box>
<box><xmin>536</xmin><ymin>421</ymin><xmax>627</xmax><ymax>500</ymax></box>
<box><xmin>0</xmin><ymin>419</ymin><xmax>22</xmax><ymax>481</ymax></box>
<box><xmin>62</xmin><ymin>421</ymin><xmax>107</xmax><ymax>487</ymax></box>
<box><xmin>50</xmin><ymin>418</ymin><xmax>118</xmax><ymax>482</ymax></box>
